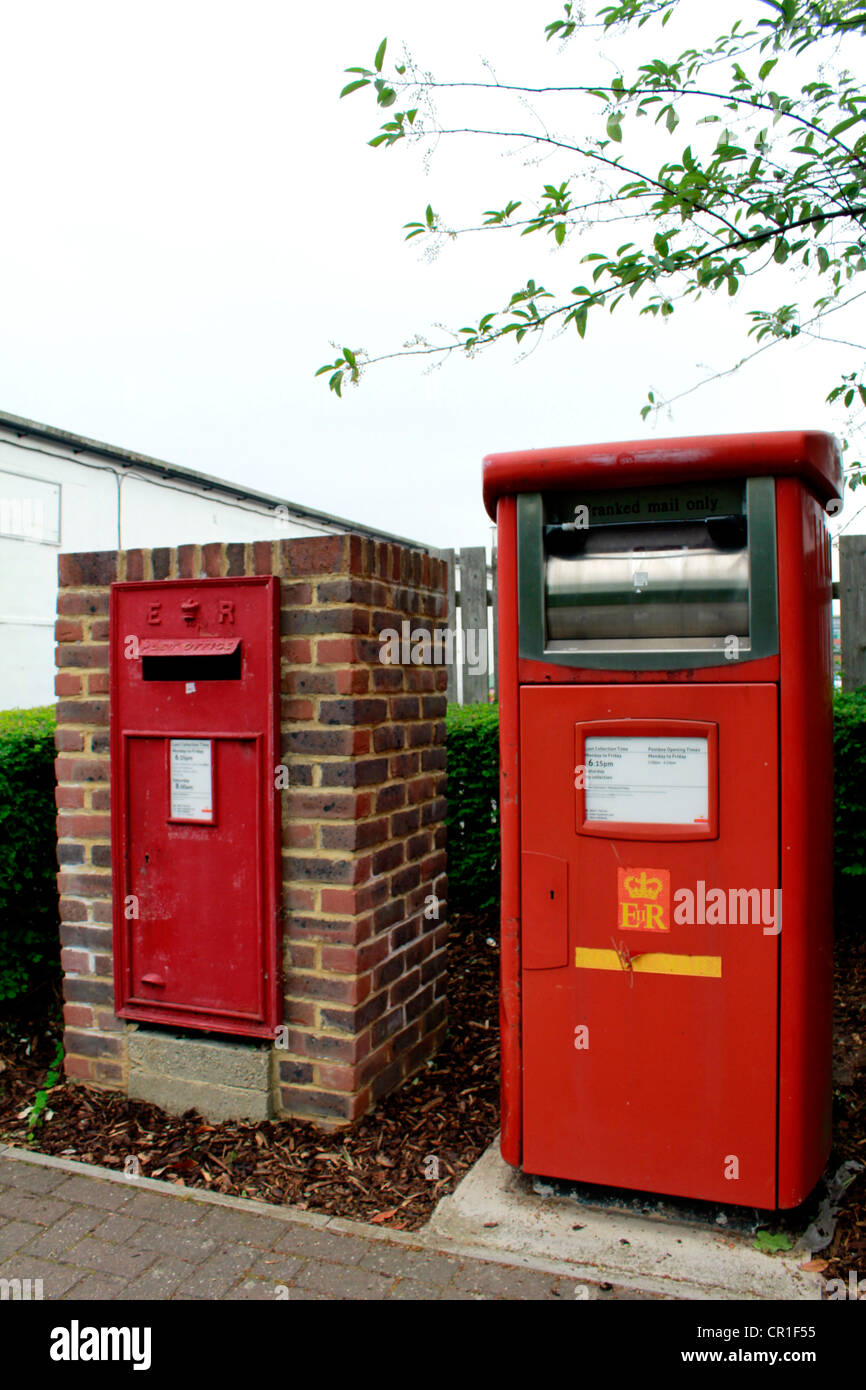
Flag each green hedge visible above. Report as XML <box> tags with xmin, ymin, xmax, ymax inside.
<box><xmin>834</xmin><ymin>688</ymin><xmax>866</xmax><ymax>879</ymax></box>
<box><xmin>445</xmin><ymin>703</ymin><xmax>500</xmax><ymax>915</ymax></box>
<box><xmin>0</xmin><ymin>707</ymin><xmax>59</xmax><ymax>1001</ymax></box>
<box><xmin>0</xmin><ymin>689</ymin><xmax>863</xmax><ymax>993</ymax></box>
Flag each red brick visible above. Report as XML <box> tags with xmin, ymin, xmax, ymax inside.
<box><xmin>315</xmin><ymin>1062</ymin><xmax>361</xmax><ymax>1092</ymax></box>
<box><xmin>284</xmin><ymin>668</ymin><xmax>338</xmax><ymax>695</ymax></box>
<box><xmin>61</xmin><ymin>948</ymin><xmax>92</xmax><ymax>974</ymax></box>
<box><xmin>321</xmin><ymin>881</ymin><xmax>388</xmax><ymax>915</ymax></box>
<box><xmin>281</xmin><ymin>581</ymin><xmax>314</xmax><ymax>605</ymax></box>
<box><xmin>281</xmin><ymin>638</ymin><xmax>313</xmax><ymax>665</ymax></box>
<box><xmin>56</xmin><ymin>700</ymin><xmax>108</xmax><ymax>726</ymax></box>
<box><xmin>56</xmin><ymin>757</ymin><xmax>109</xmax><ymax>784</ymax></box>
<box><xmin>321</xmin><ymin>818</ymin><xmax>388</xmax><ymax>852</ymax></box>
<box><xmin>316</xmin><ymin>637</ymin><xmax>361</xmax><ymax>664</ymax></box>
<box><xmin>178</xmin><ymin>544</ymin><xmax>197</xmax><ymax>578</ymax></box>
<box><xmin>284</xmin><ymin>791</ymin><xmax>370</xmax><ymax>820</ymax></box>
<box><xmin>54</xmin><ymin>729</ymin><xmax>85</xmax><ymax>752</ymax></box>
<box><xmin>57</xmin><ymin>871</ymin><xmax>111</xmax><ymax>899</ymax></box>
<box><xmin>64</xmin><ymin>1055</ymin><xmax>94</xmax><ymax>1080</ymax></box>
<box><xmin>58</xmin><ymin>896</ymin><xmax>88</xmax><ymax>922</ymax></box>
<box><xmin>376</xmin><ymin>783</ymin><xmax>406</xmax><ymax>814</ymax></box>
<box><xmin>88</xmin><ymin>672</ymin><xmax>110</xmax><ymax>694</ymax></box>
<box><xmin>152</xmin><ymin>548</ymin><xmax>172</xmax><ymax>581</ymax></box>
<box><xmin>283</xmin><ymin>885</ymin><xmax>316</xmax><ymax>912</ymax></box>
<box><xmin>55</xmin><ymin>672</ymin><xmax>83</xmax><ymax>697</ymax></box>
<box><xmin>283</xmin><ymin>608</ymin><xmax>369</xmax><ymax>638</ymax></box>
<box><xmin>285</xmin><ymin>941</ymin><xmax>318</xmax><ymax>969</ymax></box>
<box><xmin>56</xmin><ymin>644</ymin><xmax>107</xmax><ymax>669</ymax></box>
<box><xmin>55</xmin><ymin>618</ymin><xmax>84</xmax><ymax>642</ymax></box>
<box><xmin>57</xmin><ymin>590</ymin><xmax>109</xmax><ymax>616</ymax></box>
<box><xmin>254</xmin><ymin>540</ymin><xmax>274</xmax><ymax>575</ymax></box>
<box><xmin>282</xmin><ymin>821</ymin><xmax>315</xmax><ymax>849</ymax></box>
<box><xmin>55</xmin><ymin>785</ymin><xmax>85</xmax><ymax>809</ymax></box>
<box><xmin>282</xmin><ymin>728</ymin><xmax>368</xmax><ymax>758</ymax></box>
<box><xmin>58</xmin><ymin>813</ymin><xmax>110</xmax><ymax>838</ymax></box>
<box><xmin>203</xmin><ymin>542</ymin><xmax>224</xmax><ymax>577</ymax></box>
<box><xmin>125</xmin><ymin>549</ymin><xmax>145</xmax><ymax>581</ymax></box>
<box><xmin>319</xmin><ymin>757</ymin><xmax>389</xmax><ymax>789</ymax></box>
<box><xmin>226</xmin><ymin>542</ymin><xmax>246</xmax><ymax>577</ymax></box>
<box><xmin>58</xmin><ymin>552</ymin><xmax>118</xmax><ymax>586</ymax></box>
<box><xmin>63</xmin><ymin>1003</ymin><xmax>94</xmax><ymax>1028</ymax></box>
<box><xmin>280</xmin><ymin>535</ymin><xmax>346</xmax><ymax>576</ymax></box>
<box><xmin>319</xmin><ymin>945</ymin><xmax>357</xmax><ymax>973</ymax></box>
<box><xmin>335</xmin><ymin>667</ymin><xmax>370</xmax><ymax>694</ymax></box>
<box><xmin>90</xmin><ymin>619</ymin><xmax>110</xmax><ymax>641</ymax></box>
<box><xmin>408</xmin><ymin>775</ymin><xmax>436</xmax><ymax>804</ymax></box>
<box><xmin>319</xmin><ymin>699</ymin><xmax>388</xmax><ymax>726</ymax></box>
<box><xmin>281</xmin><ymin>697</ymin><xmax>315</xmax><ymax>721</ymax></box>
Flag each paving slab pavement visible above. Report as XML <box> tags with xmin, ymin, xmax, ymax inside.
<box><xmin>0</xmin><ymin>1143</ymin><xmax>665</xmax><ymax>1301</ymax></box>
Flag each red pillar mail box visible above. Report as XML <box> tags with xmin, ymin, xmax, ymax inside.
<box><xmin>484</xmin><ymin>431</ymin><xmax>842</xmax><ymax>1210</ymax></box>
<box><xmin>110</xmin><ymin>577</ymin><xmax>281</xmax><ymax>1039</ymax></box>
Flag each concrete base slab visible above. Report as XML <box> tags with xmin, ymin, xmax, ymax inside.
<box><xmin>426</xmin><ymin>1140</ymin><xmax>824</xmax><ymax>1301</ymax></box>
<box><xmin>128</xmin><ymin>1027</ymin><xmax>273</xmax><ymax>1123</ymax></box>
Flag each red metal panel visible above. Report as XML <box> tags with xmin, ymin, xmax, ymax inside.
<box><xmin>521</xmin><ymin>854</ymin><xmax>568</xmax><ymax>970</ymax></box>
<box><xmin>483</xmin><ymin>429</ymin><xmax>842</xmax><ymax>518</ymax></box>
<box><xmin>520</xmin><ymin>683</ymin><xmax>779</xmax><ymax>1207</ymax></box>
<box><xmin>518</xmin><ymin>654</ymin><xmax>781</xmax><ymax>686</ymax></box>
<box><xmin>495</xmin><ymin>497</ymin><xmax>523</xmax><ymax>1167</ymax></box>
<box><xmin>110</xmin><ymin>577</ymin><xmax>281</xmax><ymax>1039</ymax></box>
<box><xmin>776</xmin><ymin>478</ymin><xmax>834</xmax><ymax>1205</ymax></box>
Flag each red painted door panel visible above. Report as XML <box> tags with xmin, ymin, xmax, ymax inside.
<box><xmin>520</xmin><ymin>684</ymin><xmax>779</xmax><ymax>1207</ymax></box>
<box><xmin>125</xmin><ymin>735</ymin><xmax>265</xmax><ymax>1023</ymax></box>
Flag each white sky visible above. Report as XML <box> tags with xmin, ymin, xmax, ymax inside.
<box><xmin>0</xmin><ymin>0</ymin><xmax>864</xmax><ymax>548</ymax></box>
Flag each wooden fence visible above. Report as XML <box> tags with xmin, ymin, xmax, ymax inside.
<box><xmin>440</xmin><ymin>534</ymin><xmax>866</xmax><ymax>704</ymax></box>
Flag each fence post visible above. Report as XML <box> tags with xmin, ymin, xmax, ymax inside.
<box><xmin>459</xmin><ymin>546</ymin><xmax>489</xmax><ymax>704</ymax></box>
<box><xmin>840</xmin><ymin>535</ymin><xmax>866</xmax><ymax>691</ymax></box>
<box><xmin>441</xmin><ymin>548</ymin><xmax>458</xmax><ymax>705</ymax></box>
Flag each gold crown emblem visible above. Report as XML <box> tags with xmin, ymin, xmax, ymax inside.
<box><xmin>623</xmin><ymin>871</ymin><xmax>664</xmax><ymax>901</ymax></box>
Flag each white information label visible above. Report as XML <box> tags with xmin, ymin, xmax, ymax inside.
<box><xmin>585</xmin><ymin>736</ymin><xmax>709</xmax><ymax>825</ymax></box>
<box><xmin>169</xmin><ymin>739</ymin><xmax>213</xmax><ymax>822</ymax></box>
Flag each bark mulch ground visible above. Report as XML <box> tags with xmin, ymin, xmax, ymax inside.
<box><xmin>0</xmin><ymin>907</ymin><xmax>863</xmax><ymax>1275</ymax></box>
<box><xmin>0</xmin><ymin>918</ymin><xmax>499</xmax><ymax>1232</ymax></box>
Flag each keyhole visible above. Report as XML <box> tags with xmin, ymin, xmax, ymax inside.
<box><xmin>549</xmin><ymin>889</ymin><xmax>555</xmax><ymax>899</ymax></box>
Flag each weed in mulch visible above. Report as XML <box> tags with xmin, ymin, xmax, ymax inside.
<box><xmin>0</xmin><ymin>920</ymin><xmax>500</xmax><ymax>1232</ymax></box>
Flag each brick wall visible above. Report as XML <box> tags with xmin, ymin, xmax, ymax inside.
<box><xmin>55</xmin><ymin>534</ymin><xmax>449</xmax><ymax>1124</ymax></box>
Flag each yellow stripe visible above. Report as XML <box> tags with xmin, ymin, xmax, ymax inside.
<box><xmin>574</xmin><ymin>947</ymin><xmax>722</xmax><ymax>978</ymax></box>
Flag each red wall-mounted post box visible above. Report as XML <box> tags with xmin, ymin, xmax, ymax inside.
<box><xmin>484</xmin><ymin>431</ymin><xmax>841</xmax><ymax>1209</ymax></box>
<box><xmin>109</xmin><ymin>577</ymin><xmax>281</xmax><ymax>1039</ymax></box>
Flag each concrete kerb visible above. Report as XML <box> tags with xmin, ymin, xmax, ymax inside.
<box><xmin>0</xmin><ymin>1140</ymin><xmax>826</xmax><ymax>1299</ymax></box>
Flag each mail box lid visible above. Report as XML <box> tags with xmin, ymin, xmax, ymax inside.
<box><xmin>482</xmin><ymin>430</ymin><xmax>843</xmax><ymax>518</ymax></box>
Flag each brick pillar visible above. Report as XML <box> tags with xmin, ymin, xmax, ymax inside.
<box><xmin>55</xmin><ymin>535</ymin><xmax>448</xmax><ymax>1125</ymax></box>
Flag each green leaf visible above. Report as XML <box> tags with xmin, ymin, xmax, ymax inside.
<box><xmin>665</xmin><ymin>105</ymin><xmax>679</xmax><ymax>134</ymax></box>
<box><xmin>606</xmin><ymin>115</ymin><xmax>623</xmax><ymax>142</ymax></box>
<box><xmin>759</xmin><ymin>58</ymin><xmax>778</xmax><ymax>81</ymax></box>
<box><xmin>374</xmin><ymin>38</ymin><xmax>387</xmax><ymax>73</ymax></box>
<box><xmin>554</xmin><ymin>222</ymin><xmax>566</xmax><ymax>246</ymax></box>
<box><xmin>340</xmin><ymin>79</ymin><xmax>370</xmax><ymax>98</ymax></box>
<box><xmin>753</xmin><ymin>1231</ymin><xmax>792</xmax><ymax>1254</ymax></box>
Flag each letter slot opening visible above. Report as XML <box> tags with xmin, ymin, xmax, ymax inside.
<box><xmin>139</xmin><ymin>638</ymin><xmax>241</xmax><ymax>681</ymax></box>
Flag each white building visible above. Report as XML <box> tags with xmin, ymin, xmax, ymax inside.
<box><xmin>0</xmin><ymin>409</ymin><xmax>418</xmax><ymax>710</ymax></box>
